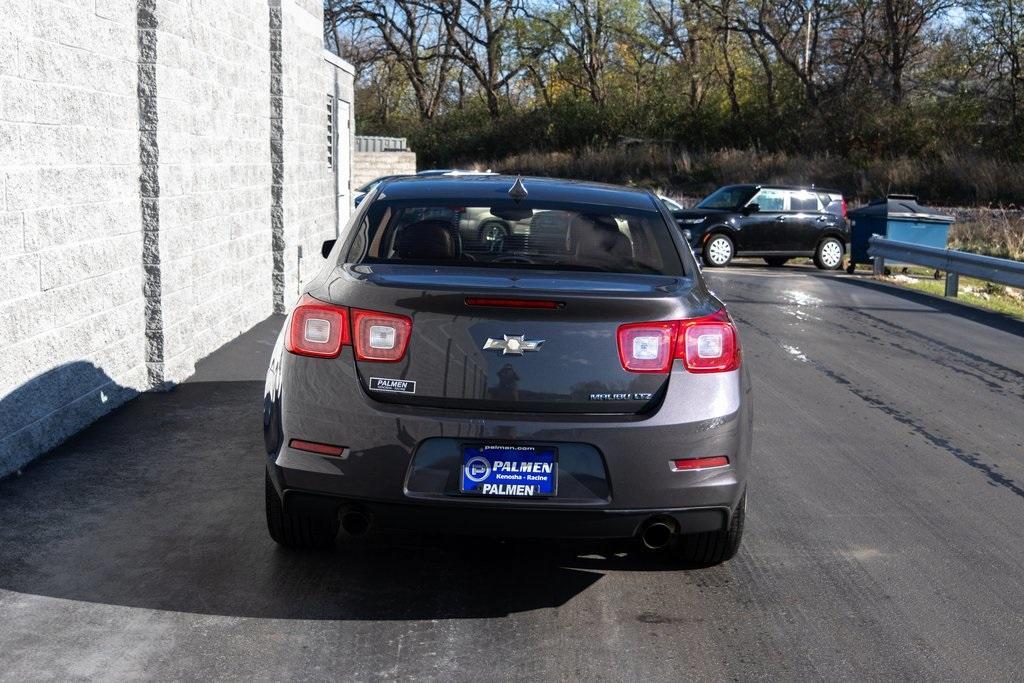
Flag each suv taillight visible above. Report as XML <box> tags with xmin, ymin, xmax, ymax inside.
<box><xmin>286</xmin><ymin>294</ymin><xmax>350</xmax><ymax>358</ymax></box>
<box><xmin>352</xmin><ymin>308</ymin><xmax>412</xmax><ymax>362</ymax></box>
<box><xmin>616</xmin><ymin>309</ymin><xmax>740</xmax><ymax>374</ymax></box>
<box><xmin>841</xmin><ymin>197</ymin><xmax>848</xmax><ymax>218</ymax></box>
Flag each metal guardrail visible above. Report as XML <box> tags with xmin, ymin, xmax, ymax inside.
<box><xmin>355</xmin><ymin>136</ymin><xmax>408</xmax><ymax>152</ymax></box>
<box><xmin>868</xmin><ymin>235</ymin><xmax>1024</xmax><ymax>297</ymax></box>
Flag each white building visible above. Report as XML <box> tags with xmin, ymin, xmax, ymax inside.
<box><xmin>0</xmin><ymin>0</ymin><xmax>355</xmax><ymax>477</ymax></box>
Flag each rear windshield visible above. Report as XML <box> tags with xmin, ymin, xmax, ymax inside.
<box><xmin>343</xmin><ymin>200</ymin><xmax>685</xmax><ymax>275</ymax></box>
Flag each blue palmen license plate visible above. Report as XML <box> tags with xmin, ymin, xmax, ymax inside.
<box><xmin>460</xmin><ymin>445</ymin><xmax>557</xmax><ymax>497</ymax></box>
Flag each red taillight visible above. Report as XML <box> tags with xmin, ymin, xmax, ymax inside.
<box><xmin>466</xmin><ymin>297</ymin><xmax>562</xmax><ymax>309</ymax></box>
<box><xmin>616</xmin><ymin>322</ymin><xmax>676</xmax><ymax>373</ymax></box>
<box><xmin>616</xmin><ymin>309</ymin><xmax>740</xmax><ymax>374</ymax></box>
<box><xmin>841</xmin><ymin>197</ymin><xmax>848</xmax><ymax>218</ymax></box>
<box><xmin>289</xmin><ymin>439</ymin><xmax>346</xmax><ymax>457</ymax></box>
<box><xmin>671</xmin><ymin>456</ymin><xmax>729</xmax><ymax>471</ymax></box>
<box><xmin>677</xmin><ymin>309</ymin><xmax>740</xmax><ymax>373</ymax></box>
<box><xmin>352</xmin><ymin>308</ymin><xmax>412</xmax><ymax>362</ymax></box>
<box><xmin>286</xmin><ymin>294</ymin><xmax>350</xmax><ymax>358</ymax></box>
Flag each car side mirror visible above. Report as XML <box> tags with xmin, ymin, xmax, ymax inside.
<box><xmin>742</xmin><ymin>203</ymin><xmax>759</xmax><ymax>216</ymax></box>
<box><xmin>321</xmin><ymin>239</ymin><xmax>336</xmax><ymax>259</ymax></box>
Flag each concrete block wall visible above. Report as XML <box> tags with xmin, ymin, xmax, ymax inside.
<box><xmin>277</xmin><ymin>0</ymin><xmax>339</xmax><ymax>308</ymax></box>
<box><xmin>0</xmin><ymin>0</ymin><xmax>355</xmax><ymax>478</ymax></box>
<box><xmin>0</xmin><ymin>0</ymin><xmax>147</xmax><ymax>475</ymax></box>
<box><xmin>353</xmin><ymin>151</ymin><xmax>417</xmax><ymax>189</ymax></box>
<box><xmin>150</xmin><ymin>0</ymin><xmax>273</xmax><ymax>383</ymax></box>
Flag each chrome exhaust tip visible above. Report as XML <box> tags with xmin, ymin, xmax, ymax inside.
<box><xmin>640</xmin><ymin>520</ymin><xmax>675</xmax><ymax>550</ymax></box>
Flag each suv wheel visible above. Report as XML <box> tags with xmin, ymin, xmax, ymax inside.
<box><xmin>478</xmin><ymin>221</ymin><xmax>509</xmax><ymax>245</ymax></box>
<box><xmin>265</xmin><ymin>472</ymin><xmax>338</xmax><ymax>549</ymax></box>
<box><xmin>703</xmin><ymin>234</ymin><xmax>734</xmax><ymax>267</ymax></box>
<box><xmin>674</xmin><ymin>493</ymin><xmax>746</xmax><ymax>566</ymax></box>
<box><xmin>763</xmin><ymin>257</ymin><xmax>788</xmax><ymax>267</ymax></box>
<box><xmin>814</xmin><ymin>238</ymin><xmax>844</xmax><ymax>270</ymax></box>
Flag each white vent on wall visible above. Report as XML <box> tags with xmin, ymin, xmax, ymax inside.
<box><xmin>327</xmin><ymin>96</ymin><xmax>334</xmax><ymax>169</ymax></box>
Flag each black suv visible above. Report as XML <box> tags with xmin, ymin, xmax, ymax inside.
<box><xmin>670</xmin><ymin>184</ymin><xmax>849</xmax><ymax>269</ymax></box>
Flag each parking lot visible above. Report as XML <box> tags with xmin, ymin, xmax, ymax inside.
<box><xmin>1</xmin><ymin>264</ymin><xmax>1023</xmax><ymax>680</ymax></box>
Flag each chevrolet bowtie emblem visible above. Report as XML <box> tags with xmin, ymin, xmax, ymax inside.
<box><xmin>483</xmin><ymin>334</ymin><xmax>544</xmax><ymax>356</ymax></box>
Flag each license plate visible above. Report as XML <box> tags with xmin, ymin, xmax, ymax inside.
<box><xmin>460</xmin><ymin>444</ymin><xmax>557</xmax><ymax>497</ymax></box>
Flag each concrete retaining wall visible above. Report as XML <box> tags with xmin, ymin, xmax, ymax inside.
<box><xmin>0</xmin><ymin>0</ymin><xmax>354</xmax><ymax>478</ymax></box>
<box><xmin>353</xmin><ymin>151</ymin><xmax>417</xmax><ymax>189</ymax></box>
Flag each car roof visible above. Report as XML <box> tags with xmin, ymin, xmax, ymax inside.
<box><xmin>719</xmin><ymin>183</ymin><xmax>843</xmax><ymax>196</ymax></box>
<box><xmin>376</xmin><ymin>175</ymin><xmax>660</xmax><ymax>210</ymax></box>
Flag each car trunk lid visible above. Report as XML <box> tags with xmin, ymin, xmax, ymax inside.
<box><xmin>328</xmin><ymin>265</ymin><xmax>696</xmax><ymax>415</ymax></box>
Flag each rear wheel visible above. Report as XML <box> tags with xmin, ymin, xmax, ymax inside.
<box><xmin>702</xmin><ymin>234</ymin><xmax>734</xmax><ymax>267</ymax></box>
<box><xmin>763</xmin><ymin>257</ymin><xmax>789</xmax><ymax>267</ymax></box>
<box><xmin>478</xmin><ymin>221</ymin><xmax>509</xmax><ymax>245</ymax></box>
<box><xmin>814</xmin><ymin>237</ymin><xmax>844</xmax><ymax>270</ymax></box>
<box><xmin>265</xmin><ymin>471</ymin><xmax>338</xmax><ymax>549</ymax></box>
<box><xmin>674</xmin><ymin>493</ymin><xmax>745</xmax><ymax>566</ymax></box>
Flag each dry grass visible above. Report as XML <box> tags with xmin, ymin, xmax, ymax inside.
<box><xmin>481</xmin><ymin>144</ymin><xmax>1024</xmax><ymax>262</ymax></box>
<box><xmin>483</xmin><ymin>145</ymin><xmax>1024</xmax><ymax>208</ymax></box>
<box><xmin>947</xmin><ymin>208</ymin><xmax>1024</xmax><ymax>261</ymax></box>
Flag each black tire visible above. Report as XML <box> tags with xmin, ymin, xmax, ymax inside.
<box><xmin>845</xmin><ymin>262</ymin><xmax>857</xmax><ymax>274</ymax></box>
<box><xmin>702</xmin><ymin>234</ymin><xmax>734</xmax><ymax>268</ymax></box>
<box><xmin>763</xmin><ymin>257</ymin><xmax>789</xmax><ymax>267</ymax></box>
<box><xmin>814</xmin><ymin>237</ymin><xmax>845</xmax><ymax>270</ymax></box>
<box><xmin>265</xmin><ymin>471</ymin><xmax>338</xmax><ymax>549</ymax></box>
<box><xmin>674</xmin><ymin>493</ymin><xmax>745</xmax><ymax>566</ymax></box>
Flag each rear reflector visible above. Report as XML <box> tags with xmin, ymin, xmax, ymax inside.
<box><xmin>465</xmin><ymin>297</ymin><xmax>562</xmax><ymax>310</ymax></box>
<box><xmin>616</xmin><ymin>309</ymin><xmax>740</xmax><ymax>374</ymax></box>
<box><xmin>286</xmin><ymin>294</ymin><xmax>350</xmax><ymax>358</ymax></box>
<box><xmin>289</xmin><ymin>439</ymin><xmax>345</xmax><ymax>457</ymax></box>
<box><xmin>671</xmin><ymin>456</ymin><xmax>729</xmax><ymax>471</ymax></box>
<box><xmin>352</xmin><ymin>308</ymin><xmax>412</xmax><ymax>362</ymax></box>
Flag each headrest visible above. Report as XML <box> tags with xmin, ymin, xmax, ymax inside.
<box><xmin>570</xmin><ymin>214</ymin><xmax>633</xmax><ymax>267</ymax></box>
<box><xmin>392</xmin><ymin>220</ymin><xmax>456</xmax><ymax>260</ymax></box>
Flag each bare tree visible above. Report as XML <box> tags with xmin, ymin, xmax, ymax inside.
<box><xmin>328</xmin><ymin>0</ymin><xmax>455</xmax><ymax>120</ymax></box>
<box><xmin>526</xmin><ymin>0</ymin><xmax>619</xmax><ymax>106</ymax></box>
<box><xmin>873</xmin><ymin>0</ymin><xmax>959</xmax><ymax>104</ymax></box>
<box><xmin>434</xmin><ymin>0</ymin><xmax>524</xmax><ymax>119</ymax></box>
<box><xmin>714</xmin><ymin>0</ymin><xmax>838</xmax><ymax>105</ymax></box>
<box><xmin>970</xmin><ymin>0</ymin><xmax>1024</xmax><ymax>138</ymax></box>
<box><xmin>647</xmin><ymin>0</ymin><xmax>716</xmax><ymax>111</ymax></box>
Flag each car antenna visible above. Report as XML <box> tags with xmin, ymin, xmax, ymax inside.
<box><xmin>508</xmin><ymin>176</ymin><xmax>528</xmax><ymax>202</ymax></box>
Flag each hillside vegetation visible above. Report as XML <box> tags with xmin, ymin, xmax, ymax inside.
<box><xmin>331</xmin><ymin>1</ymin><xmax>1024</xmax><ymax>209</ymax></box>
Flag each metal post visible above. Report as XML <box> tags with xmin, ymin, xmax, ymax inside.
<box><xmin>873</xmin><ymin>255</ymin><xmax>884</xmax><ymax>276</ymax></box>
<box><xmin>944</xmin><ymin>272</ymin><xmax>959</xmax><ymax>297</ymax></box>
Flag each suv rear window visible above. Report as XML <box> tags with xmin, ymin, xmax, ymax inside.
<box><xmin>344</xmin><ymin>200</ymin><xmax>684</xmax><ymax>276</ymax></box>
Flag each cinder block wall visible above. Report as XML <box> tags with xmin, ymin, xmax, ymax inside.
<box><xmin>353</xmin><ymin>151</ymin><xmax>417</xmax><ymax>189</ymax></box>
<box><xmin>0</xmin><ymin>0</ymin><xmax>354</xmax><ymax>478</ymax></box>
<box><xmin>0</xmin><ymin>0</ymin><xmax>148</xmax><ymax>475</ymax></box>
<box><xmin>151</xmin><ymin>0</ymin><xmax>273</xmax><ymax>383</ymax></box>
<box><xmin>277</xmin><ymin>0</ymin><xmax>339</xmax><ymax>308</ymax></box>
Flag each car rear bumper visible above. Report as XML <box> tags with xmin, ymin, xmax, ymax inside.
<box><xmin>279</xmin><ymin>486</ymin><xmax>730</xmax><ymax>539</ymax></box>
<box><xmin>264</xmin><ymin>346</ymin><xmax>753</xmax><ymax>534</ymax></box>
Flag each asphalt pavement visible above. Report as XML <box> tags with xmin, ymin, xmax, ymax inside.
<box><xmin>1</xmin><ymin>263</ymin><xmax>1023</xmax><ymax>681</ymax></box>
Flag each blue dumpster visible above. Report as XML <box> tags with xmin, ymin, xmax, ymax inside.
<box><xmin>846</xmin><ymin>194</ymin><xmax>954</xmax><ymax>272</ymax></box>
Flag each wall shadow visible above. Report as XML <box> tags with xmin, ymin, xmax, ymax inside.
<box><xmin>0</xmin><ymin>367</ymin><xmax>689</xmax><ymax>622</ymax></box>
<box><xmin>0</xmin><ymin>361</ymin><xmax>136</xmax><ymax>480</ymax></box>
